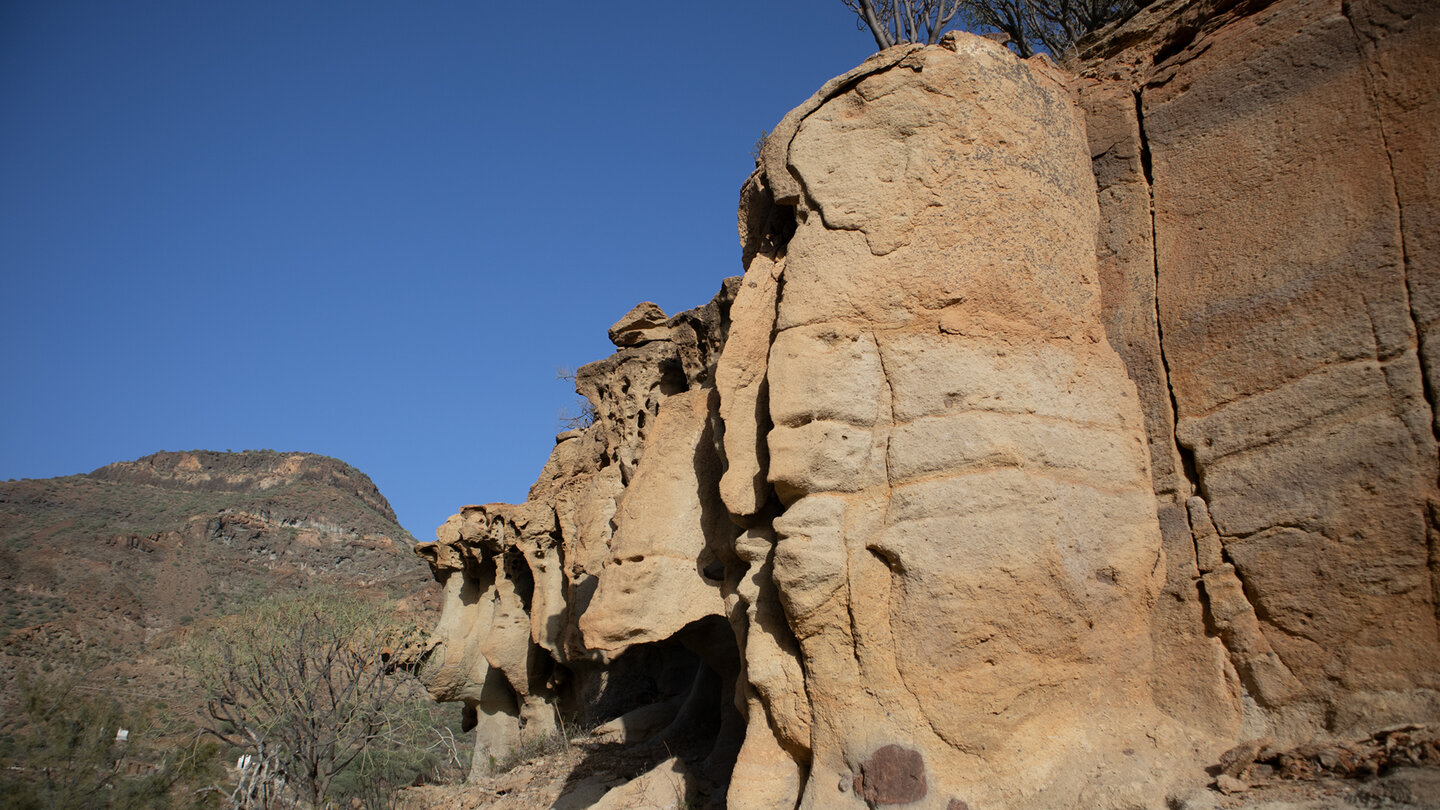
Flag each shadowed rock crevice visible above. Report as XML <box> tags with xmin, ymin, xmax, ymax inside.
<box><xmin>1430</xmin><ymin>502</ymin><xmax>1440</xmax><ymax>632</ymax></box>
<box><xmin>1131</xmin><ymin>80</ymin><xmax>1242</xmax><ymax>729</ymax></box>
<box><xmin>1133</xmin><ymin>85</ymin><xmax>1203</xmax><ymax>504</ymax></box>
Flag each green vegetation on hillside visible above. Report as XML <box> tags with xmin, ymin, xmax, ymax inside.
<box><xmin>0</xmin><ymin>451</ymin><xmax>449</xmax><ymax>809</ymax></box>
<box><xmin>0</xmin><ymin>644</ymin><xmax>226</xmax><ymax>810</ymax></box>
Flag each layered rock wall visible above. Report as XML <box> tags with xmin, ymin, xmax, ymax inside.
<box><xmin>415</xmin><ymin>1</ymin><xmax>1439</xmax><ymax>806</ymax></box>
<box><xmin>1076</xmin><ymin>0</ymin><xmax>1440</xmax><ymax>744</ymax></box>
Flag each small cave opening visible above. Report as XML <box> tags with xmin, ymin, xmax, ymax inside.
<box><xmin>764</xmin><ymin>202</ymin><xmax>798</xmax><ymax>256</ymax></box>
<box><xmin>459</xmin><ymin>549</ymin><xmax>496</xmax><ymax>606</ymax></box>
<box><xmin>529</xmin><ymin>646</ymin><xmax>565</xmax><ymax>699</ymax></box>
<box><xmin>741</xmin><ymin>170</ymin><xmax>799</xmax><ymax>265</ymax></box>
<box><xmin>502</xmin><ymin>547</ymin><xmax>535</xmax><ymax>613</ymax></box>
<box><xmin>558</xmin><ymin>615</ymin><xmax>744</xmax><ymax>800</ymax></box>
<box><xmin>658</xmin><ymin>356</ymin><xmax>689</xmax><ymax>396</ymax></box>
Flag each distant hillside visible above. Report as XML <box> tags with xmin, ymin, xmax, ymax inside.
<box><xmin>0</xmin><ymin>449</ymin><xmax>437</xmax><ymax>708</ymax></box>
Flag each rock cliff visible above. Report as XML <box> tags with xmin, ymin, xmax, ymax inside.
<box><xmin>414</xmin><ymin>0</ymin><xmax>1439</xmax><ymax>806</ymax></box>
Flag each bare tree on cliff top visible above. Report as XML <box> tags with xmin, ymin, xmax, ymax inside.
<box><xmin>844</xmin><ymin>0</ymin><xmax>1137</xmax><ymax>58</ymax></box>
<box><xmin>843</xmin><ymin>0</ymin><xmax>965</xmax><ymax>49</ymax></box>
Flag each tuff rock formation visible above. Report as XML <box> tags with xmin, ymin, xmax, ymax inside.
<box><xmin>415</xmin><ymin>0</ymin><xmax>1439</xmax><ymax>806</ymax></box>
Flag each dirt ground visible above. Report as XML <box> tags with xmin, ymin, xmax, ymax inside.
<box><xmin>399</xmin><ymin>725</ymin><xmax>1440</xmax><ymax>810</ymax></box>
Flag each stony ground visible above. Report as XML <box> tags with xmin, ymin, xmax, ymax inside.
<box><xmin>399</xmin><ymin>728</ymin><xmax>728</xmax><ymax>810</ymax></box>
<box><xmin>1177</xmin><ymin>767</ymin><xmax>1440</xmax><ymax>810</ymax></box>
<box><xmin>399</xmin><ymin>726</ymin><xmax>1440</xmax><ymax>810</ymax></box>
<box><xmin>402</xmin><ymin>765</ymin><xmax>1440</xmax><ymax>810</ymax></box>
<box><xmin>1177</xmin><ymin>725</ymin><xmax>1440</xmax><ymax>809</ymax></box>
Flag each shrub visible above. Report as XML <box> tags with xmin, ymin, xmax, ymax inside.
<box><xmin>181</xmin><ymin>591</ymin><xmax>436</xmax><ymax>809</ymax></box>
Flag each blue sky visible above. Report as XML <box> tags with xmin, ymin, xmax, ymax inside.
<box><xmin>0</xmin><ymin>1</ymin><xmax>887</xmax><ymax>539</ymax></box>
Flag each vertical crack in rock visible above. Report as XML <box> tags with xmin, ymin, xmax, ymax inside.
<box><xmin>728</xmin><ymin>511</ymin><xmax>812</xmax><ymax>808</ymax></box>
<box><xmin>1342</xmin><ymin>0</ymin><xmax>1440</xmax><ymax>635</ymax></box>
<box><xmin>1342</xmin><ymin>2</ymin><xmax>1437</xmax><ymax>442</ymax></box>
<box><xmin>1135</xmin><ymin>85</ymin><xmax>1209</xmax><ymax>579</ymax></box>
<box><xmin>1133</xmin><ymin>88</ymin><xmax>1200</xmax><ymax>502</ymax></box>
<box><xmin>843</xmin><ymin>565</ymin><xmax>866</xmax><ymax>674</ymax></box>
<box><xmin>1343</xmin><ymin>0</ymin><xmax>1440</xmax><ymax>632</ymax></box>
<box><xmin>873</xmin><ymin>332</ymin><xmax>899</xmax><ymax>518</ymax></box>
<box><xmin>1080</xmin><ymin>68</ymin><xmax>1237</xmax><ymax>737</ymax></box>
<box><xmin>1131</xmin><ymin>81</ymin><xmax>1255</xmax><ymax>736</ymax></box>
<box><xmin>719</xmin><ymin>175</ymin><xmax>788</xmax><ymax>519</ymax></box>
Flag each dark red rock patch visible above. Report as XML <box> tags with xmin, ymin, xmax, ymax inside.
<box><xmin>855</xmin><ymin>743</ymin><xmax>927</xmax><ymax>805</ymax></box>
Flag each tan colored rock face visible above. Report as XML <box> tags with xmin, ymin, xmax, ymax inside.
<box><xmin>746</xmin><ymin>40</ymin><xmax>1189</xmax><ymax>808</ymax></box>
<box><xmin>579</xmin><ymin>387</ymin><xmax>731</xmax><ymax>652</ymax></box>
<box><xmin>716</xmin><ymin>249</ymin><xmax>781</xmax><ymax>517</ymax></box>
<box><xmin>1081</xmin><ymin>0</ymin><xmax>1440</xmax><ymax>744</ymax></box>
<box><xmin>1075</xmin><ymin>70</ymin><xmax>1243</xmax><ymax>745</ymax></box>
<box><xmin>415</xmin><ymin>3</ymin><xmax>1440</xmax><ymax>805</ymax></box>
<box><xmin>414</xmin><ymin>284</ymin><xmax>752</xmax><ymax>794</ymax></box>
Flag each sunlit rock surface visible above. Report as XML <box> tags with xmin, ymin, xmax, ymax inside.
<box><xmin>414</xmin><ymin>2</ymin><xmax>1440</xmax><ymax>805</ymax></box>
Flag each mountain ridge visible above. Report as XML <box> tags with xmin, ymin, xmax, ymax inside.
<box><xmin>0</xmin><ymin>448</ymin><xmax>436</xmax><ymax>695</ymax></box>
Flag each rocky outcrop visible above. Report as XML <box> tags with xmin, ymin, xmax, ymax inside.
<box><xmin>1075</xmin><ymin>0</ymin><xmax>1440</xmax><ymax>747</ymax></box>
<box><xmin>416</xmin><ymin>1</ymin><xmax>1440</xmax><ymax>806</ymax></box>
<box><xmin>416</xmin><ymin>289</ymin><xmax>748</xmax><ymax>781</ymax></box>
<box><xmin>737</xmin><ymin>38</ymin><xmax>1188</xmax><ymax>810</ymax></box>
<box><xmin>90</xmin><ymin>450</ymin><xmax>402</xmax><ymax>525</ymax></box>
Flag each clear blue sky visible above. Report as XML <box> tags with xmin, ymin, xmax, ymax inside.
<box><xmin>0</xmin><ymin>1</ymin><xmax>885</xmax><ymax>540</ymax></box>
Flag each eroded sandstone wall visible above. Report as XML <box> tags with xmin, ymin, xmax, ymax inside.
<box><xmin>415</xmin><ymin>2</ymin><xmax>1439</xmax><ymax>806</ymax></box>
<box><xmin>1077</xmin><ymin>0</ymin><xmax>1440</xmax><ymax>746</ymax></box>
<box><xmin>734</xmin><ymin>39</ymin><xmax>1190</xmax><ymax>810</ymax></box>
